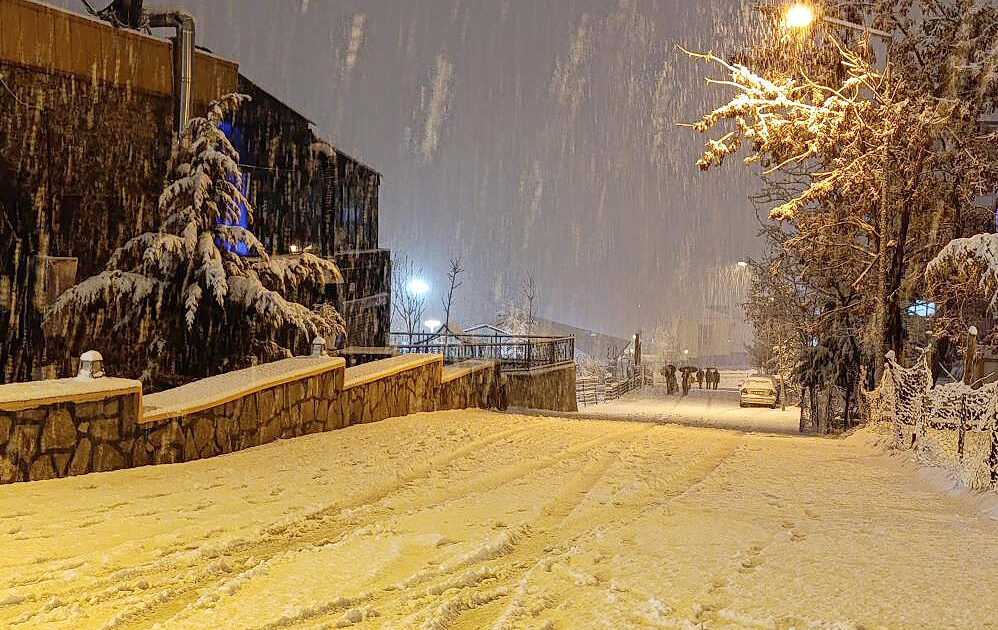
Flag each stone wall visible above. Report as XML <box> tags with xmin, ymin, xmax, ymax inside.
<box><xmin>339</xmin><ymin>355</ymin><xmax>443</xmax><ymax>425</ymax></box>
<box><xmin>0</xmin><ymin>378</ymin><xmax>141</xmax><ymax>483</ymax></box>
<box><xmin>133</xmin><ymin>368</ymin><xmax>344</xmax><ymax>467</ymax></box>
<box><xmin>439</xmin><ymin>361</ymin><xmax>506</xmax><ymax>411</ymax></box>
<box><xmin>506</xmin><ymin>362</ymin><xmax>578</xmax><ymax>412</ymax></box>
<box><xmin>0</xmin><ymin>353</ymin><xmax>512</xmax><ymax>485</ymax></box>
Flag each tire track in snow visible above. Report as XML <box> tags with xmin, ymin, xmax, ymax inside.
<box><xmin>3</xmin><ymin>422</ymin><xmax>544</xmax><ymax>630</ymax></box>
<box><xmin>469</xmin><ymin>428</ymin><xmax>746</xmax><ymax>630</ymax></box>
<box><xmin>102</xmin><ymin>423</ymin><xmax>645</xmax><ymax>630</ymax></box>
<box><xmin>367</xmin><ymin>425</ymin><xmax>742</xmax><ymax>630</ymax></box>
<box><xmin>201</xmin><ymin>423</ymin><xmax>660</xmax><ymax>630</ymax></box>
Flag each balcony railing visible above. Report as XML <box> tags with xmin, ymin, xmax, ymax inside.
<box><xmin>391</xmin><ymin>332</ymin><xmax>574</xmax><ymax>372</ymax></box>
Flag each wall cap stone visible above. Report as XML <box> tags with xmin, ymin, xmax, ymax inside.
<box><xmin>0</xmin><ymin>377</ymin><xmax>142</xmax><ymax>413</ymax></box>
<box><xmin>441</xmin><ymin>360</ymin><xmax>498</xmax><ymax>384</ymax></box>
<box><xmin>142</xmin><ymin>357</ymin><xmax>345</xmax><ymax>424</ymax></box>
<box><xmin>504</xmin><ymin>361</ymin><xmax>576</xmax><ymax>377</ymax></box>
<box><xmin>344</xmin><ymin>354</ymin><xmax>443</xmax><ymax>389</ymax></box>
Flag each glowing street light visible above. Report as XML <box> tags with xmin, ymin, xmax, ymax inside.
<box><xmin>407</xmin><ymin>278</ymin><xmax>430</xmax><ymax>296</ymax></box>
<box><xmin>777</xmin><ymin>2</ymin><xmax>893</xmax><ymax>40</ymax></box>
<box><xmin>424</xmin><ymin>319</ymin><xmax>442</xmax><ymax>331</ymax></box>
<box><xmin>737</xmin><ymin>261</ymin><xmax>749</xmax><ymax>268</ymax></box>
<box><xmin>784</xmin><ymin>3</ymin><xmax>815</xmax><ymax>29</ymax></box>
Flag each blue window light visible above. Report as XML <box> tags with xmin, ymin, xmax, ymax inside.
<box><xmin>217</xmin><ymin>122</ymin><xmax>251</xmax><ymax>256</ymax></box>
<box><xmin>907</xmin><ymin>300</ymin><xmax>937</xmax><ymax>317</ymax></box>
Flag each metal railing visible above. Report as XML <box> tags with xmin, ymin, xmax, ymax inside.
<box><xmin>391</xmin><ymin>332</ymin><xmax>574</xmax><ymax>372</ymax></box>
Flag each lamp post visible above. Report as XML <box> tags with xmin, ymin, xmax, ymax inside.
<box><xmin>779</xmin><ymin>2</ymin><xmax>895</xmax><ymax>382</ymax></box>
<box><xmin>407</xmin><ymin>278</ymin><xmax>430</xmax><ymax>297</ymax></box>
<box><xmin>311</xmin><ymin>336</ymin><xmax>326</xmax><ymax>357</ymax></box>
<box><xmin>77</xmin><ymin>350</ymin><xmax>105</xmax><ymax>380</ymax></box>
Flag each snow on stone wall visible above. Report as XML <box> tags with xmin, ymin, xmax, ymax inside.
<box><xmin>339</xmin><ymin>355</ymin><xmax>444</xmax><ymax>424</ymax></box>
<box><xmin>0</xmin><ymin>378</ymin><xmax>143</xmax><ymax>483</ymax></box>
<box><xmin>506</xmin><ymin>362</ymin><xmax>578</xmax><ymax>412</ymax></box>
<box><xmin>439</xmin><ymin>361</ymin><xmax>505</xmax><ymax>412</ymax></box>
<box><xmin>0</xmin><ymin>355</ymin><xmax>512</xmax><ymax>485</ymax></box>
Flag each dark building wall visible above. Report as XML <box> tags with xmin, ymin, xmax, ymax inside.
<box><xmin>0</xmin><ymin>1</ymin><xmax>389</xmax><ymax>382</ymax></box>
<box><xmin>0</xmin><ymin>0</ymin><xmax>239</xmax><ymax>383</ymax></box>
<box><xmin>233</xmin><ymin>75</ymin><xmax>390</xmax><ymax>348</ymax></box>
<box><xmin>0</xmin><ymin>61</ymin><xmax>177</xmax><ymax>382</ymax></box>
<box><xmin>334</xmin><ymin>249</ymin><xmax>391</xmax><ymax>347</ymax></box>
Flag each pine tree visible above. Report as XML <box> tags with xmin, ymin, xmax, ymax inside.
<box><xmin>45</xmin><ymin>94</ymin><xmax>345</xmax><ymax>387</ymax></box>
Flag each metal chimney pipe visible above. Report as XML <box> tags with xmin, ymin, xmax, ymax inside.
<box><xmin>147</xmin><ymin>8</ymin><xmax>195</xmax><ymax>136</ymax></box>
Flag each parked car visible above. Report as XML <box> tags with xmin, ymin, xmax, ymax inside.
<box><xmin>739</xmin><ymin>376</ymin><xmax>779</xmax><ymax>409</ymax></box>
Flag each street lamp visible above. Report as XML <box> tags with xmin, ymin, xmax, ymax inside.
<box><xmin>784</xmin><ymin>4</ymin><xmax>814</xmax><ymax>29</ymax></box>
<box><xmin>424</xmin><ymin>319</ymin><xmax>442</xmax><ymax>332</ymax></box>
<box><xmin>780</xmin><ymin>2</ymin><xmax>893</xmax><ymax>41</ymax></box>
<box><xmin>407</xmin><ymin>278</ymin><xmax>430</xmax><ymax>296</ymax></box>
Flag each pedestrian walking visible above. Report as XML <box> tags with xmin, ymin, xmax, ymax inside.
<box><xmin>696</xmin><ymin>368</ymin><xmax>704</xmax><ymax>389</ymax></box>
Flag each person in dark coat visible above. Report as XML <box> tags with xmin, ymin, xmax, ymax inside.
<box><xmin>696</xmin><ymin>368</ymin><xmax>704</xmax><ymax>389</ymax></box>
<box><xmin>681</xmin><ymin>368</ymin><xmax>692</xmax><ymax>395</ymax></box>
<box><xmin>666</xmin><ymin>364</ymin><xmax>678</xmax><ymax>395</ymax></box>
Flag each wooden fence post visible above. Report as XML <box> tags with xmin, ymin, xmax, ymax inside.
<box><xmin>957</xmin><ymin>394</ymin><xmax>966</xmax><ymax>460</ymax></box>
<box><xmin>990</xmin><ymin>424</ymin><xmax>998</xmax><ymax>488</ymax></box>
<box><xmin>964</xmin><ymin>326</ymin><xmax>978</xmax><ymax>385</ymax></box>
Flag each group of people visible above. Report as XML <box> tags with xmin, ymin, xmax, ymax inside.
<box><xmin>659</xmin><ymin>365</ymin><xmax>721</xmax><ymax>396</ymax></box>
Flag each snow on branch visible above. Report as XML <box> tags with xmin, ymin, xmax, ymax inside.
<box><xmin>927</xmin><ymin>233</ymin><xmax>998</xmax><ymax>309</ymax></box>
<box><xmin>680</xmin><ymin>44</ymin><xmax>881</xmax><ymax>221</ymax></box>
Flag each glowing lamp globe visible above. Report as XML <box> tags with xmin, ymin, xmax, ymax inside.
<box><xmin>424</xmin><ymin>319</ymin><xmax>442</xmax><ymax>331</ymax></box>
<box><xmin>407</xmin><ymin>278</ymin><xmax>430</xmax><ymax>296</ymax></box>
<box><xmin>785</xmin><ymin>4</ymin><xmax>815</xmax><ymax>29</ymax></box>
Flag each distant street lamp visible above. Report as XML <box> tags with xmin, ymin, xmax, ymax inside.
<box><xmin>424</xmin><ymin>319</ymin><xmax>442</xmax><ymax>332</ymax></box>
<box><xmin>407</xmin><ymin>278</ymin><xmax>430</xmax><ymax>296</ymax></box>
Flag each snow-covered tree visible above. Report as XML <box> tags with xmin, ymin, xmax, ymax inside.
<box><xmin>45</xmin><ymin>94</ymin><xmax>344</xmax><ymax>387</ymax></box>
<box><xmin>390</xmin><ymin>252</ymin><xmax>427</xmax><ymax>339</ymax></box>
<box><xmin>686</xmin><ymin>0</ymin><xmax>998</xmax><ymax>393</ymax></box>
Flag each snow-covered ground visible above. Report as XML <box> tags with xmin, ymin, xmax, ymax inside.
<box><xmin>1</xmin><ymin>410</ymin><xmax>996</xmax><ymax>630</ymax></box>
<box><xmin>561</xmin><ymin>386</ymin><xmax>802</xmax><ymax>434</ymax></box>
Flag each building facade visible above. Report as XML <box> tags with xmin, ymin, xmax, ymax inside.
<box><xmin>0</xmin><ymin>0</ymin><xmax>389</xmax><ymax>382</ymax></box>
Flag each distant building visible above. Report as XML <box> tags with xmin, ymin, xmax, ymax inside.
<box><xmin>0</xmin><ymin>0</ymin><xmax>389</xmax><ymax>381</ymax></box>
<box><xmin>667</xmin><ymin>312</ymin><xmax>751</xmax><ymax>367</ymax></box>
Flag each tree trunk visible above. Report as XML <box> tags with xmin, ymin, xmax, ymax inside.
<box><xmin>885</xmin><ymin>203</ymin><xmax>912</xmax><ymax>360</ymax></box>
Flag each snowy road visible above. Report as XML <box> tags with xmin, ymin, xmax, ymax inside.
<box><xmin>557</xmin><ymin>386</ymin><xmax>802</xmax><ymax>434</ymax></box>
<box><xmin>1</xmin><ymin>411</ymin><xmax>996</xmax><ymax>629</ymax></box>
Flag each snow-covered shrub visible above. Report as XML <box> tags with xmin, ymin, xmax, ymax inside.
<box><xmin>45</xmin><ymin>94</ymin><xmax>344</xmax><ymax>387</ymax></box>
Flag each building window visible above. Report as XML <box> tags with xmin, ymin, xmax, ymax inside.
<box><xmin>907</xmin><ymin>300</ymin><xmax>937</xmax><ymax>318</ymax></box>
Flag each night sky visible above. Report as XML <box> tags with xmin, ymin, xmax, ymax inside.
<box><xmin>49</xmin><ymin>0</ymin><xmax>765</xmax><ymax>336</ymax></box>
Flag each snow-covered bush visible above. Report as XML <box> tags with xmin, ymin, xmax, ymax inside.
<box><xmin>45</xmin><ymin>94</ymin><xmax>344</xmax><ymax>387</ymax></box>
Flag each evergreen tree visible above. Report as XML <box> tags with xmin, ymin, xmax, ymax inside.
<box><xmin>45</xmin><ymin>94</ymin><xmax>344</xmax><ymax>386</ymax></box>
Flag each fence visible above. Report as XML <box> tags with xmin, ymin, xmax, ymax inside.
<box><xmin>391</xmin><ymin>333</ymin><xmax>574</xmax><ymax>372</ymax></box>
<box><xmin>867</xmin><ymin>351</ymin><xmax>998</xmax><ymax>490</ymax></box>
<box><xmin>576</xmin><ymin>368</ymin><xmax>650</xmax><ymax>406</ymax></box>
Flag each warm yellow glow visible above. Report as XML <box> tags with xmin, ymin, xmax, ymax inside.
<box><xmin>784</xmin><ymin>4</ymin><xmax>815</xmax><ymax>29</ymax></box>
